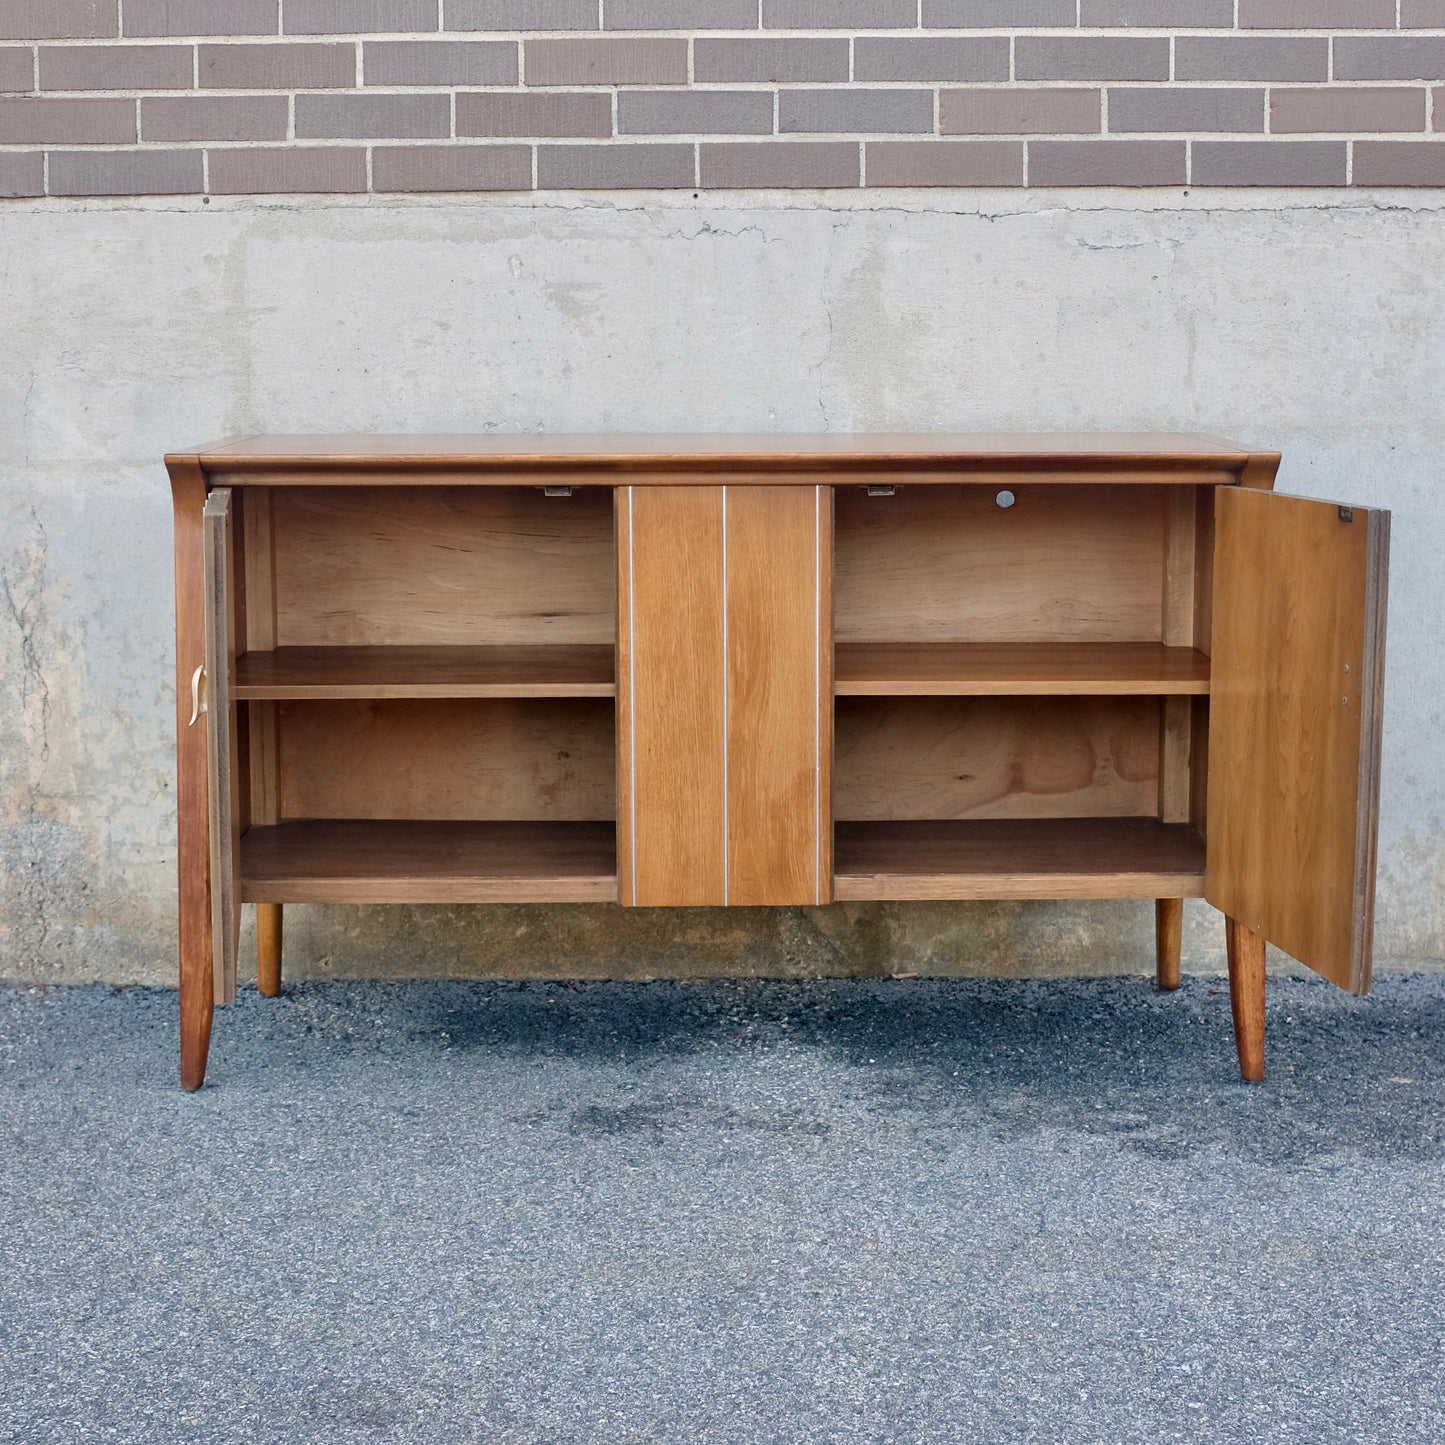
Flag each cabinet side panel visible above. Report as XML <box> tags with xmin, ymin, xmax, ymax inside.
<box><xmin>725</xmin><ymin>485</ymin><xmax>830</xmax><ymax>907</ymax></box>
<box><xmin>241</xmin><ymin>487</ymin><xmax>280</xmax><ymax>826</ymax></box>
<box><xmin>619</xmin><ymin>486</ymin><xmax>727</xmax><ymax>906</ymax></box>
<box><xmin>1205</xmin><ymin>489</ymin><xmax>1389</xmax><ymax>992</ymax></box>
<box><xmin>202</xmin><ymin>489</ymin><xmax>239</xmax><ymax>1006</ymax></box>
<box><xmin>169</xmin><ymin>459</ymin><xmax>214</xmax><ymax>1076</ymax></box>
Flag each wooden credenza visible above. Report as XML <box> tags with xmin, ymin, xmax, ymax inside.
<box><xmin>168</xmin><ymin>435</ymin><xmax>1389</xmax><ymax>1090</ymax></box>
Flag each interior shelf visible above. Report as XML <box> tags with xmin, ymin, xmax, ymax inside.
<box><xmin>833</xmin><ymin>818</ymin><xmax>1206</xmax><ymax>900</ymax></box>
<box><xmin>240</xmin><ymin>820</ymin><xmax>618</xmax><ymax>904</ymax></box>
<box><xmin>234</xmin><ymin>645</ymin><xmax>615</xmax><ymax>699</ymax></box>
<box><xmin>833</xmin><ymin>642</ymin><xmax>1210</xmax><ymax>696</ymax></box>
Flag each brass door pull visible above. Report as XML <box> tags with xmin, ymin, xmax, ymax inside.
<box><xmin>188</xmin><ymin>664</ymin><xmax>208</xmax><ymax>726</ymax></box>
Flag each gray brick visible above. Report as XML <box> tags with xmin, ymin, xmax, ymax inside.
<box><xmin>1108</xmin><ymin>87</ymin><xmax>1264</xmax><ymax>134</ymax></box>
<box><xmin>1192</xmin><ymin>140</ymin><xmax>1345</xmax><ymax>184</ymax></box>
<box><xmin>284</xmin><ymin>0</ymin><xmax>437</xmax><ymax>33</ymax></box>
<box><xmin>525</xmin><ymin>38</ymin><xmax>686</xmax><ymax>85</ymax></box>
<box><xmin>446</xmin><ymin>0</ymin><xmax>597</xmax><ymax>28</ymax></box>
<box><xmin>458</xmin><ymin>90</ymin><xmax>611</xmax><ymax>136</ymax></box>
<box><xmin>537</xmin><ymin>141</ymin><xmax>693</xmax><ymax>186</ymax></box>
<box><xmin>295</xmin><ymin>92</ymin><xmax>450</xmax><ymax>139</ymax></box>
<box><xmin>694</xmin><ymin>37</ymin><xmax>847</xmax><ymax>82</ymax></box>
<box><xmin>371</xmin><ymin>142</ymin><xmax>531</xmax><ymax>190</ymax></box>
<box><xmin>0</xmin><ymin>1</ymin><xmax>115</xmax><ymax>40</ymax></box>
<box><xmin>941</xmin><ymin>87</ymin><xmax>1100</xmax><ymax>134</ymax></box>
<box><xmin>364</xmin><ymin>39</ymin><xmax>515</xmax><ymax>85</ymax></box>
<box><xmin>1080</xmin><ymin>0</ymin><xmax>1232</xmax><ymax>23</ymax></box>
<box><xmin>0</xmin><ymin>46</ymin><xmax>31</xmax><ymax>90</ymax></box>
<box><xmin>924</xmin><ymin>0</ymin><xmax>1074</xmax><ymax>23</ymax></box>
<box><xmin>198</xmin><ymin>42</ymin><xmax>354</xmax><ymax>88</ymax></box>
<box><xmin>39</xmin><ymin>44</ymin><xmax>191</xmax><ymax>90</ymax></box>
<box><xmin>49</xmin><ymin>145</ymin><xmax>201</xmax><ymax>193</ymax></box>
<box><xmin>1175</xmin><ymin>37</ymin><xmax>1328</xmax><ymax>83</ymax></box>
<box><xmin>0</xmin><ymin>95</ymin><xmax>133</xmax><ymax>142</ymax></box>
<box><xmin>1241</xmin><ymin>0</ymin><xmax>1396</xmax><ymax>26</ymax></box>
<box><xmin>142</xmin><ymin>94</ymin><xmax>289</xmax><ymax>140</ymax></box>
<box><xmin>1017</xmin><ymin>38</ymin><xmax>1170</xmax><ymax>83</ymax></box>
<box><xmin>1402</xmin><ymin>0</ymin><xmax>1445</xmax><ymax>22</ymax></box>
<box><xmin>779</xmin><ymin>88</ymin><xmax>932</xmax><ymax>134</ymax></box>
<box><xmin>123</xmin><ymin>0</ymin><xmax>277</xmax><ymax>35</ymax></box>
<box><xmin>700</xmin><ymin>139</ymin><xmax>859</xmax><ymax>185</ymax></box>
<box><xmin>762</xmin><ymin>0</ymin><xmax>915</xmax><ymax>28</ymax></box>
<box><xmin>1271</xmin><ymin>88</ymin><xmax>1425</xmax><ymax>134</ymax></box>
<box><xmin>1335</xmin><ymin>39</ymin><xmax>1445</xmax><ymax>83</ymax></box>
<box><xmin>1028</xmin><ymin>138</ymin><xmax>1186</xmax><ymax>185</ymax></box>
<box><xmin>605</xmin><ymin>0</ymin><xmax>758</xmax><ymax>27</ymax></box>
<box><xmin>207</xmin><ymin>144</ymin><xmax>367</xmax><ymax>192</ymax></box>
<box><xmin>619</xmin><ymin>89</ymin><xmax>772</xmax><ymax>134</ymax></box>
<box><xmin>0</xmin><ymin>149</ymin><xmax>42</xmax><ymax>193</ymax></box>
<box><xmin>866</xmin><ymin>138</ymin><xmax>1022</xmax><ymax>184</ymax></box>
<box><xmin>1353</xmin><ymin>140</ymin><xmax>1445</xmax><ymax>185</ymax></box>
<box><xmin>854</xmin><ymin>37</ymin><xmax>1008</xmax><ymax>82</ymax></box>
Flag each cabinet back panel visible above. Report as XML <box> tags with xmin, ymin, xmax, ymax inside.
<box><xmin>276</xmin><ymin>699</ymin><xmax>614</xmax><ymax>821</ymax></box>
<box><xmin>834</xmin><ymin>485</ymin><xmax>1166</xmax><ymax>643</ymax></box>
<box><xmin>834</xmin><ymin>696</ymin><xmax>1161</xmax><ymax>821</ymax></box>
<box><xmin>270</xmin><ymin>487</ymin><xmax>615</xmax><ymax>646</ymax></box>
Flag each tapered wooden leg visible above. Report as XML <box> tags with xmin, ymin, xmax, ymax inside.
<box><xmin>256</xmin><ymin>903</ymin><xmax>282</xmax><ymax>997</ymax></box>
<box><xmin>179</xmin><ymin>949</ymin><xmax>214</xmax><ymax>1092</ymax></box>
<box><xmin>1225</xmin><ymin>916</ymin><xmax>1266</xmax><ymax>1083</ymax></box>
<box><xmin>173</xmin><ymin>457</ymin><xmax>214</xmax><ymax>1092</ymax></box>
<box><xmin>1155</xmin><ymin>898</ymin><xmax>1182</xmax><ymax>991</ymax></box>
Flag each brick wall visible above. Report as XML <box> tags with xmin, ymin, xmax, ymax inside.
<box><xmin>1</xmin><ymin>2</ymin><xmax>1443</xmax><ymax>197</ymax></box>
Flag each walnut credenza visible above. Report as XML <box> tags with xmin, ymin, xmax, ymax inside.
<box><xmin>168</xmin><ymin>435</ymin><xmax>1389</xmax><ymax>1090</ymax></box>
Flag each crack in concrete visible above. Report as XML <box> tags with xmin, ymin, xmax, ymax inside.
<box><xmin>6</xmin><ymin>193</ymin><xmax>1445</xmax><ymax>225</ymax></box>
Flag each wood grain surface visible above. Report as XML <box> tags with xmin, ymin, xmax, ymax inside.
<box><xmin>834</xmin><ymin>642</ymin><xmax>1209</xmax><ymax>696</ymax></box>
<box><xmin>182</xmin><ymin>431</ymin><xmax>1256</xmax><ymax>465</ymax></box>
<box><xmin>1205</xmin><ymin>488</ymin><xmax>1389</xmax><ymax>993</ymax></box>
<box><xmin>202</xmin><ymin>488</ymin><xmax>239</xmax><ymax>1007</ymax></box>
<box><xmin>241</xmin><ymin>821</ymin><xmax>617</xmax><ymax>904</ymax></box>
<box><xmin>271</xmin><ymin>487</ymin><xmax>615</xmax><ymax>647</ymax></box>
<box><xmin>834</xmin><ymin>818</ymin><xmax>1206</xmax><ymax>901</ymax></box>
<box><xmin>725</xmin><ymin>486</ymin><xmax>831</xmax><ymax>906</ymax></box>
<box><xmin>167</xmin><ymin>455</ymin><xmax>214</xmax><ymax>1090</ymax></box>
<box><xmin>617</xmin><ymin>486</ymin><xmax>727</xmax><ymax>905</ymax></box>
<box><xmin>834</xmin><ymin>696</ymin><xmax>1162</xmax><ymax>821</ymax></box>
<box><xmin>834</xmin><ymin>485</ymin><xmax>1168</xmax><ymax>644</ymax></box>
<box><xmin>235</xmin><ymin>644</ymin><xmax>615</xmax><ymax>699</ymax></box>
<box><xmin>277</xmin><ymin>698</ymin><xmax>615</xmax><ymax>822</ymax></box>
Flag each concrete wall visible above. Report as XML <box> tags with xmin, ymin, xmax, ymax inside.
<box><xmin>2</xmin><ymin>187</ymin><xmax>1442</xmax><ymax>986</ymax></box>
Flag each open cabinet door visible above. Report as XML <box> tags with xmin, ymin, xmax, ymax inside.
<box><xmin>1206</xmin><ymin>488</ymin><xmax>1389</xmax><ymax>993</ymax></box>
<box><xmin>202</xmin><ymin>488</ymin><xmax>240</xmax><ymax>1005</ymax></box>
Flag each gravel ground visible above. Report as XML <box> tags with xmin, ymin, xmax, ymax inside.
<box><xmin>2</xmin><ymin>973</ymin><xmax>1444</xmax><ymax>1444</ymax></box>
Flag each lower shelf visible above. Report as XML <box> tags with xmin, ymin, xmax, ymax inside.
<box><xmin>833</xmin><ymin>818</ymin><xmax>1206</xmax><ymax>901</ymax></box>
<box><xmin>238</xmin><ymin>817</ymin><xmax>1202</xmax><ymax>907</ymax></box>
<box><xmin>240</xmin><ymin>820</ymin><xmax>618</xmax><ymax>904</ymax></box>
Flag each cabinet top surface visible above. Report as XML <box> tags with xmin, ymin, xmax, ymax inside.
<box><xmin>173</xmin><ymin>432</ymin><xmax>1266</xmax><ymax>473</ymax></box>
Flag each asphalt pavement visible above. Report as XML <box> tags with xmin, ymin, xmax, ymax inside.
<box><xmin>2</xmin><ymin>973</ymin><xmax>1443</xmax><ymax>1444</ymax></box>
